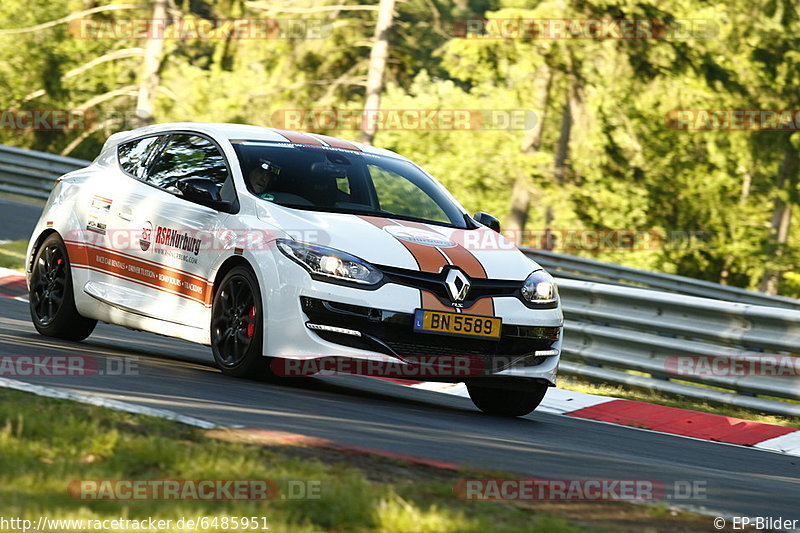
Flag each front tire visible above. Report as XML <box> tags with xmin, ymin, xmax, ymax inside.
<box><xmin>29</xmin><ymin>233</ymin><xmax>97</xmax><ymax>341</ymax></box>
<box><xmin>211</xmin><ymin>266</ymin><xmax>271</xmax><ymax>378</ymax></box>
<box><xmin>467</xmin><ymin>380</ymin><xmax>549</xmax><ymax>417</ymax></box>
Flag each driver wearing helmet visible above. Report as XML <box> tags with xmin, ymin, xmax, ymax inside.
<box><xmin>249</xmin><ymin>160</ymin><xmax>281</xmax><ymax>199</ymax></box>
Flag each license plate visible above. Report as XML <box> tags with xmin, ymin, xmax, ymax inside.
<box><xmin>413</xmin><ymin>310</ymin><xmax>501</xmax><ymax>339</ymax></box>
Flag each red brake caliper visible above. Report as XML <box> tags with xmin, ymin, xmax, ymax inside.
<box><xmin>246</xmin><ymin>306</ymin><xmax>256</xmax><ymax>338</ymax></box>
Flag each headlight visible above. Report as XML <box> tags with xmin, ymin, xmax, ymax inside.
<box><xmin>521</xmin><ymin>270</ymin><xmax>558</xmax><ymax>304</ymax></box>
<box><xmin>276</xmin><ymin>239</ymin><xmax>383</xmax><ymax>286</ymax></box>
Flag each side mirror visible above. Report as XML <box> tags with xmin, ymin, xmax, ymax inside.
<box><xmin>473</xmin><ymin>211</ymin><xmax>501</xmax><ymax>232</ymax></box>
<box><xmin>176</xmin><ymin>177</ymin><xmax>230</xmax><ymax>211</ymax></box>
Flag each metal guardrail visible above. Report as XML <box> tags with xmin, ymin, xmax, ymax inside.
<box><xmin>557</xmin><ymin>278</ymin><xmax>800</xmax><ymax>417</ymax></box>
<box><xmin>0</xmin><ymin>145</ymin><xmax>89</xmax><ymax>199</ymax></box>
<box><xmin>526</xmin><ymin>248</ymin><xmax>800</xmax><ymax>310</ymax></box>
<box><xmin>1</xmin><ymin>144</ymin><xmax>798</xmax><ymax>417</ymax></box>
<box><xmin>1</xmin><ymin>143</ymin><xmax>797</xmax><ymax>308</ymax></box>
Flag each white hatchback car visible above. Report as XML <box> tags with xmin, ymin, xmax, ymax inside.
<box><xmin>26</xmin><ymin>123</ymin><xmax>563</xmax><ymax>416</ymax></box>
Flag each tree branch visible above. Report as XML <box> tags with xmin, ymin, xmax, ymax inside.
<box><xmin>60</xmin><ymin>118</ymin><xmax>120</xmax><ymax>156</ymax></box>
<box><xmin>64</xmin><ymin>48</ymin><xmax>145</xmax><ymax>79</ymax></box>
<box><xmin>21</xmin><ymin>49</ymin><xmax>145</xmax><ymax>103</ymax></box>
<box><xmin>0</xmin><ymin>4</ymin><xmax>142</xmax><ymax>35</ymax></box>
<box><xmin>76</xmin><ymin>85</ymin><xmax>139</xmax><ymax>111</ymax></box>
<box><xmin>245</xmin><ymin>2</ymin><xmax>379</xmax><ymax>14</ymax></box>
<box><xmin>320</xmin><ymin>61</ymin><xmax>368</xmax><ymax>104</ymax></box>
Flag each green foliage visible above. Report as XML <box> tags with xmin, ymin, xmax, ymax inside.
<box><xmin>0</xmin><ymin>389</ymin><xmax>611</xmax><ymax>532</ymax></box>
<box><xmin>0</xmin><ymin>239</ymin><xmax>27</xmax><ymax>271</ymax></box>
<box><xmin>0</xmin><ymin>0</ymin><xmax>798</xmax><ymax>295</ymax></box>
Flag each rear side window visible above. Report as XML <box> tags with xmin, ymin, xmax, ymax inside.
<box><xmin>117</xmin><ymin>136</ymin><xmax>160</xmax><ymax>179</ymax></box>
<box><xmin>146</xmin><ymin>134</ymin><xmax>229</xmax><ymax>190</ymax></box>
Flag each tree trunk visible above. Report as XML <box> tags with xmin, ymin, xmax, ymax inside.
<box><xmin>506</xmin><ymin>64</ymin><xmax>552</xmax><ymax>237</ymax></box>
<box><xmin>759</xmin><ymin>143</ymin><xmax>798</xmax><ymax>294</ymax></box>
<box><xmin>507</xmin><ymin>175</ymin><xmax>531</xmax><ymax>239</ymax></box>
<box><xmin>519</xmin><ymin>64</ymin><xmax>551</xmax><ymax>155</ymax></box>
<box><xmin>555</xmin><ymin>76</ymin><xmax>580</xmax><ymax>184</ymax></box>
<box><xmin>135</xmin><ymin>0</ymin><xmax>167</xmax><ymax>127</ymax></box>
<box><xmin>360</xmin><ymin>0</ymin><xmax>396</xmax><ymax>144</ymax></box>
<box><xmin>721</xmin><ymin>170</ymin><xmax>754</xmax><ymax>284</ymax></box>
<box><xmin>740</xmin><ymin>169</ymin><xmax>752</xmax><ymax>205</ymax></box>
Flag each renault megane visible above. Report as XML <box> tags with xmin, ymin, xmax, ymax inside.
<box><xmin>26</xmin><ymin>123</ymin><xmax>563</xmax><ymax>416</ymax></box>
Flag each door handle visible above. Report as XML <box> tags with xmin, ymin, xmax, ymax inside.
<box><xmin>117</xmin><ymin>208</ymin><xmax>133</xmax><ymax>221</ymax></box>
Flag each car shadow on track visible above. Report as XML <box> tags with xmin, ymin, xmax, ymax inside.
<box><xmin>5</xmin><ymin>322</ymin><xmax>548</xmax><ymax>427</ymax></box>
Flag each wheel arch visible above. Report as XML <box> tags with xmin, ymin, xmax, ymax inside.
<box><xmin>28</xmin><ymin>229</ymin><xmax>60</xmax><ymax>274</ymax></box>
<box><xmin>211</xmin><ymin>255</ymin><xmax>261</xmax><ymax>302</ymax></box>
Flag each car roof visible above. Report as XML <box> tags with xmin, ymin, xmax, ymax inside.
<box><xmin>106</xmin><ymin>122</ymin><xmax>410</xmax><ymax>162</ymax></box>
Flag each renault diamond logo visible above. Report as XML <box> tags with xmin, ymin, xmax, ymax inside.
<box><xmin>445</xmin><ymin>269</ymin><xmax>471</xmax><ymax>302</ymax></box>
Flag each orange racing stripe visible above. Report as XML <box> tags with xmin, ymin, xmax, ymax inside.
<box><xmin>421</xmin><ymin>291</ymin><xmax>452</xmax><ymax>312</ymax></box>
<box><xmin>395</xmin><ymin>220</ymin><xmax>487</xmax><ymax>279</ymax></box>
<box><xmin>359</xmin><ymin>216</ymin><xmax>495</xmax><ymax>317</ymax></box>
<box><xmin>65</xmin><ymin>240</ymin><xmax>209</xmax><ymax>283</ymax></box>
<box><xmin>358</xmin><ymin>216</ymin><xmax>448</xmax><ymax>274</ymax></box>
<box><xmin>312</xmin><ymin>133</ymin><xmax>362</xmax><ymax>151</ymax></box>
<box><xmin>273</xmin><ymin>129</ymin><xmax>326</xmax><ymax>146</ymax></box>
<box><xmin>460</xmin><ymin>298</ymin><xmax>494</xmax><ymax>317</ymax></box>
<box><xmin>393</xmin><ymin>220</ymin><xmax>494</xmax><ymax>316</ymax></box>
<box><xmin>72</xmin><ymin>265</ymin><xmax>210</xmax><ymax>307</ymax></box>
<box><xmin>66</xmin><ymin>242</ymin><xmax>213</xmax><ymax>306</ymax></box>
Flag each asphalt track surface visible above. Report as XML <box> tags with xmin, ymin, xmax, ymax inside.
<box><xmin>0</xmin><ymin>197</ymin><xmax>799</xmax><ymax>523</ymax></box>
<box><xmin>1</xmin><ymin>296</ymin><xmax>799</xmax><ymax>522</ymax></box>
<box><xmin>0</xmin><ymin>196</ymin><xmax>41</xmax><ymax>241</ymax></box>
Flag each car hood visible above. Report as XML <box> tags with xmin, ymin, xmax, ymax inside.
<box><xmin>257</xmin><ymin>203</ymin><xmax>541</xmax><ymax>281</ymax></box>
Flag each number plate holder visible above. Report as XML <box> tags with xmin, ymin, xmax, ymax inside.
<box><xmin>412</xmin><ymin>309</ymin><xmax>501</xmax><ymax>339</ymax></box>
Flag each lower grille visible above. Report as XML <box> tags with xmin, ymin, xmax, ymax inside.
<box><xmin>301</xmin><ymin>297</ymin><xmax>559</xmax><ymax>375</ymax></box>
<box><xmin>384</xmin><ymin>341</ymin><xmax>494</xmax><ymax>358</ymax></box>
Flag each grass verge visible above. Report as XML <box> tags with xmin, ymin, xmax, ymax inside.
<box><xmin>0</xmin><ymin>239</ymin><xmax>27</xmax><ymax>272</ymax></box>
<box><xmin>0</xmin><ymin>388</ymin><xmax>730</xmax><ymax>532</ymax></box>
<box><xmin>0</xmin><ymin>191</ymin><xmax>46</xmax><ymax>206</ymax></box>
<box><xmin>559</xmin><ymin>376</ymin><xmax>800</xmax><ymax>428</ymax></box>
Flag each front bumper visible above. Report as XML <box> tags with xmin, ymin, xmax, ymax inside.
<box><xmin>260</xmin><ymin>251</ymin><xmax>563</xmax><ymax>385</ymax></box>
<box><xmin>302</xmin><ymin>297</ymin><xmax>560</xmax><ymax>378</ymax></box>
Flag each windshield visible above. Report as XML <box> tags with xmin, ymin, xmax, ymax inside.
<box><xmin>232</xmin><ymin>142</ymin><xmax>468</xmax><ymax>228</ymax></box>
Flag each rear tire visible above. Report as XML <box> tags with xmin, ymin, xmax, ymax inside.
<box><xmin>211</xmin><ymin>266</ymin><xmax>273</xmax><ymax>379</ymax></box>
<box><xmin>467</xmin><ymin>380</ymin><xmax>549</xmax><ymax>417</ymax></box>
<box><xmin>29</xmin><ymin>233</ymin><xmax>97</xmax><ymax>341</ymax></box>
